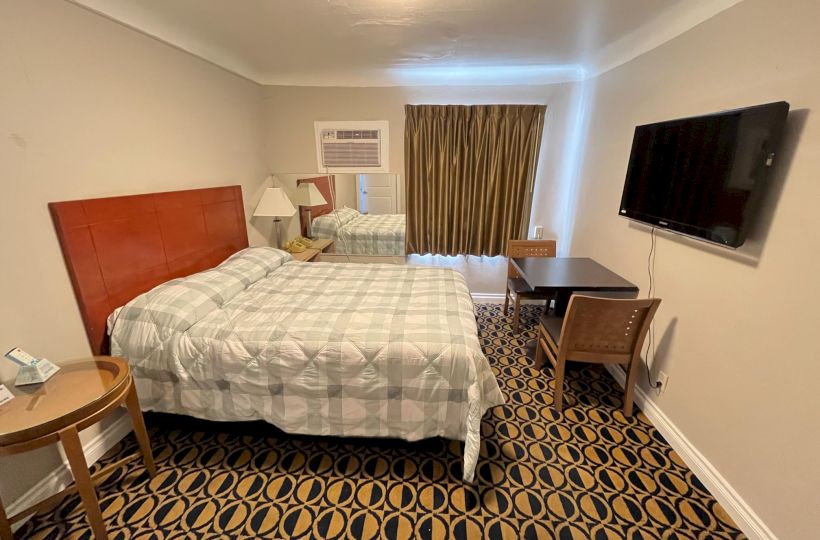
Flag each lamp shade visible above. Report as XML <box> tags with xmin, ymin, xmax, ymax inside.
<box><xmin>253</xmin><ymin>188</ymin><xmax>296</xmax><ymax>217</ymax></box>
<box><xmin>295</xmin><ymin>183</ymin><xmax>328</xmax><ymax>207</ymax></box>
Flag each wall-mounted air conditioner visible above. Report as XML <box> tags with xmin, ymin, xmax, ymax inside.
<box><xmin>314</xmin><ymin>121</ymin><xmax>389</xmax><ymax>173</ymax></box>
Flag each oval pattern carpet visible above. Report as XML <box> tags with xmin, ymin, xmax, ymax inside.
<box><xmin>18</xmin><ymin>304</ymin><xmax>744</xmax><ymax>539</ymax></box>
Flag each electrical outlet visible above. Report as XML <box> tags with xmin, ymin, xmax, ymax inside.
<box><xmin>656</xmin><ymin>371</ymin><xmax>669</xmax><ymax>395</ymax></box>
<box><xmin>534</xmin><ymin>226</ymin><xmax>544</xmax><ymax>239</ymax></box>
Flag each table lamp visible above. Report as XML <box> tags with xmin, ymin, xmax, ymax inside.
<box><xmin>253</xmin><ymin>187</ymin><xmax>296</xmax><ymax>249</ymax></box>
<box><xmin>294</xmin><ymin>183</ymin><xmax>328</xmax><ymax>238</ymax></box>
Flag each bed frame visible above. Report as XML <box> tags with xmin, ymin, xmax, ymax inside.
<box><xmin>296</xmin><ymin>175</ymin><xmax>335</xmax><ymax>237</ymax></box>
<box><xmin>49</xmin><ymin>186</ymin><xmax>249</xmax><ymax>355</ymax></box>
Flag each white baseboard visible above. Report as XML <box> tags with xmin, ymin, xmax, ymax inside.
<box><xmin>7</xmin><ymin>411</ymin><xmax>134</xmax><ymax>529</ymax></box>
<box><xmin>604</xmin><ymin>365</ymin><xmax>776</xmax><ymax>540</ymax></box>
<box><xmin>471</xmin><ymin>294</ymin><xmax>547</xmax><ymax>306</ymax></box>
<box><xmin>471</xmin><ymin>293</ymin><xmax>505</xmax><ymax>303</ymax></box>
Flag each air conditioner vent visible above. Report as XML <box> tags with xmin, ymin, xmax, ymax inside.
<box><xmin>329</xmin><ymin>129</ymin><xmax>380</xmax><ymax>140</ymax></box>
<box><xmin>314</xmin><ymin>121</ymin><xmax>389</xmax><ymax>172</ymax></box>
<box><xmin>322</xmin><ymin>140</ymin><xmax>381</xmax><ymax>168</ymax></box>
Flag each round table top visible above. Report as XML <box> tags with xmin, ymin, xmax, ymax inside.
<box><xmin>0</xmin><ymin>356</ymin><xmax>130</xmax><ymax>447</ymax></box>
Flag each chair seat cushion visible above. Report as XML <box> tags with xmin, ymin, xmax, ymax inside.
<box><xmin>507</xmin><ymin>277</ymin><xmax>533</xmax><ymax>294</ymax></box>
<box><xmin>507</xmin><ymin>278</ymin><xmax>555</xmax><ymax>300</ymax></box>
<box><xmin>507</xmin><ymin>278</ymin><xmax>555</xmax><ymax>299</ymax></box>
<box><xmin>539</xmin><ymin>313</ymin><xmax>564</xmax><ymax>343</ymax></box>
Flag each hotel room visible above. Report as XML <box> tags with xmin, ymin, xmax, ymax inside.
<box><xmin>0</xmin><ymin>0</ymin><xmax>817</xmax><ymax>539</ymax></box>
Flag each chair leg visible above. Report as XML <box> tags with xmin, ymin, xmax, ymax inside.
<box><xmin>552</xmin><ymin>357</ymin><xmax>566</xmax><ymax>413</ymax></box>
<box><xmin>534</xmin><ymin>338</ymin><xmax>546</xmax><ymax>370</ymax></box>
<box><xmin>512</xmin><ymin>297</ymin><xmax>522</xmax><ymax>334</ymax></box>
<box><xmin>503</xmin><ymin>288</ymin><xmax>510</xmax><ymax>315</ymax></box>
<box><xmin>623</xmin><ymin>358</ymin><xmax>640</xmax><ymax>417</ymax></box>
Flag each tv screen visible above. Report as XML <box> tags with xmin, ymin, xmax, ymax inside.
<box><xmin>619</xmin><ymin>101</ymin><xmax>789</xmax><ymax>247</ymax></box>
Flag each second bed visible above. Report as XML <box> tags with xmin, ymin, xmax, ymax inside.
<box><xmin>312</xmin><ymin>207</ymin><xmax>406</xmax><ymax>256</ymax></box>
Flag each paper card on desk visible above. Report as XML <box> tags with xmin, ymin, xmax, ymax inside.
<box><xmin>15</xmin><ymin>359</ymin><xmax>60</xmax><ymax>386</ymax></box>
<box><xmin>0</xmin><ymin>384</ymin><xmax>14</xmax><ymax>406</ymax></box>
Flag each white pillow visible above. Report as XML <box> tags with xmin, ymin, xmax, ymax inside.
<box><xmin>220</xmin><ymin>247</ymin><xmax>292</xmax><ymax>283</ymax></box>
<box><xmin>335</xmin><ymin>206</ymin><xmax>361</xmax><ymax>225</ymax></box>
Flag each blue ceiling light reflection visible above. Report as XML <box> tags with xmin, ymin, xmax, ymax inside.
<box><xmin>387</xmin><ymin>64</ymin><xmax>586</xmax><ymax>86</ymax></box>
<box><xmin>555</xmin><ymin>80</ymin><xmax>593</xmax><ymax>255</ymax></box>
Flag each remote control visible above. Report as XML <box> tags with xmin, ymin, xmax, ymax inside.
<box><xmin>5</xmin><ymin>347</ymin><xmax>39</xmax><ymax>366</ymax></box>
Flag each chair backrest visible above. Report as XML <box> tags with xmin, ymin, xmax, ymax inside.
<box><xmin>507</xmin><ymin>239</ymin><xmax>557</xmax><ymax>279</ymax></box>
<box><xmin>558</xmin><ymin>295</ymin><xmax>661</xmax><ymax>364</ymax></box>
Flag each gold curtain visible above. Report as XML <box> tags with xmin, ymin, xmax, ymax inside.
<box><xmin>405</xmin><ymin>104</ymin><xmax>546</xmax><ymax>256</ymax></box>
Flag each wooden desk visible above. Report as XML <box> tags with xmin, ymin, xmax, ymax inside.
<box><xmin>0</xmin><ymin>357</ymin><xmax>155</xmax><ymax>540</ymax></box>
<box><xmin>510</xmin><ymin>258</ymin><xmax>638</xmax><ymax>360</ymax></box>
<box><xmin>289</xmin><ymin>238</ymin><xmax>334</xmax><ymax>262</ymax></box>
<box><xmin>511</xmin><ymin>257</ymin><xmax>638</xmax><ymax>316</ymax></box>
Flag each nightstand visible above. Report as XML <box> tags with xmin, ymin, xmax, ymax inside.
<box><xmin>289</xmin><ymin>238</ymin><xmax>334</xmax><ymax>262</ymax></box>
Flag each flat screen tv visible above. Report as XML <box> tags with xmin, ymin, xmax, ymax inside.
<box><xmin>619</xmin><ymin>101</ymin><xmax>789</xmax><ymax>248</ymax></box>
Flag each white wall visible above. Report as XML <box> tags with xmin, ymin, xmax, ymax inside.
<box><xmin>0</xmin><ymin>0</ymin><xmax>267</xmax><ymax>506</ymax></box>
<box><xmin>262</xmin><ymin>83</ymin><xmax>580</xmax><ymax>248</ymax></box>
<box><xmin>563</xmin><ymin>0</ymin><xmax>820</xmax><ymax>537</ymax></box>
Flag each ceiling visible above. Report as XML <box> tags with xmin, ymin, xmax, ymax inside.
<box><xmin>69</xmin><ymin>0</ymin><xmax>743</xmax><ymax>86</ymax></box>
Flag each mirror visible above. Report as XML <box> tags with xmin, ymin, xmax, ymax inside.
<box><xmin>269</xmin><ymin>172</ymin><xmax>405</xmax><ymax>260</ymax></box>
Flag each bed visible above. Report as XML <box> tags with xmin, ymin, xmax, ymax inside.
<box><xmin>49</xmin><ymin>186</ymin><xmax>503</xmax><ymax>482</ymax></box>
<box><xmin>297</xmin><ymin>176</ymin><xmax>406</xmax><ymax>256</ymax></box>
<box><xmin>312</xmin><ymin>207</ymin><xmax>406</xmax><ymax>256</ymax></box>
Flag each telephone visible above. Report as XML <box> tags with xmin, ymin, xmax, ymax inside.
<box><xmin>284</xmin><ymin>236</ymin><xmax>314</xmax><ymax>253</ymax></box>
<box><xmin>4</xmin><ymin>347</ymin><xmax>60</xmax><ymax>386</ymax></box>
<box><xmin>284</xmin><ymin>240</ymin><xmax>306</xmax><ymax>253</ymax></box>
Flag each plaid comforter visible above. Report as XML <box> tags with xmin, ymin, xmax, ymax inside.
<box><xmin>109</xmin><ymin>248</ymin><xmax>503</xmax><ymax>481</ymax></box>
<box><xmin>312</xmin><ymin>212</ymin><xmax>406</xmax><ymax>256</ymax></box>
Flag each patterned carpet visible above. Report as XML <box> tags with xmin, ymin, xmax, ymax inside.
<box><xmin>19</xmin><ymin>304</ymin><xmax>744</xmax><ymax>539</ymax></box>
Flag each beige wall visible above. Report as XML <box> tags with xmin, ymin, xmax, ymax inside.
<box><xmin>262</xmin><ymin>83</ymin><xmax>580</xmax><ymax>248</ymax></box>
<box><xmin>0</xmin><ymin>0</ymin><xmax>268</xmax><ymax>505</ymax></box>
<box><xmin>565</xmin><ymin>0</ymin><xmax>820</xmax><ymax>536</ymax></box>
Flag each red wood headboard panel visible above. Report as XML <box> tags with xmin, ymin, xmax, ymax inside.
<box><xmin>297</xmin><ymin>175</ymin><xmax>335</xmax><ymax>237</ymax></box>
<box><xmin>49</xmin><ymin>185</ymin><xmax>249</xmax><ymax>355</ymax></box>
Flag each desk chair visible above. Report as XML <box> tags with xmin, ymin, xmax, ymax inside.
<box><xmin>504</xmin><ymin>239</ymin><xmax>557</xmax><ymax>334</ymax></box>
<box><xmin>536</xmin><ymin>295</ymin><xmax>661</xmax><ymax>416</ymax></box>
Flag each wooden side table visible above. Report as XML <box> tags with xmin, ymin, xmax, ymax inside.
<box><xmin>0</xmin><ymin>357</ymin><xmax>155</xmax><ymax>540</ymax></box>
<box><xmin>289</xmin><ymin>238</ymin><xmax>334</xmax><ymax>262</ymax></box>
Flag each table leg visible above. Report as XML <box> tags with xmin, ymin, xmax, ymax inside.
<box><xmin>554</xmin><ymin>290</ymin><xmax>571</xmax><ymax>317</ymax></box>
<box><xmin>0</xmin><ymin>496</ymin><xmax>12</xmax><ymax>540</ymax></box>
<box><xmin>59</xmin><ymin>427</ymin><xmax>108</xmax><ymax>540</ymax></box>
<box><xmin>124</xmin><ymin>381</ymin><xmax>156</xmax><ymax>477</ymax></box>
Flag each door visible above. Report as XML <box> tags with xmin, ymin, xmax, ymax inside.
<box><xmin>357</xmin><ymin>174</ymin><xmax>397</xmax><ymax>214</ymax></box>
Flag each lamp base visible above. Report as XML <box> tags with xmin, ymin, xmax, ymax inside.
<box><xmin>305</xmin><ymin>209</ymin><xmax>314</xmax><ymax>239</ymax></box>
<box><xmin>273</xmin><ymin>218</ymin><xmax>285</xmax><ymax>249</ymax></box>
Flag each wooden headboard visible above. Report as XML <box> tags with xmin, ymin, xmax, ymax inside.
<box><xmin>296</xmin><ymin>175</ymin><xmax>335</xmax><ymax>237</ymax></box>
<box><xmin>49</xmin><ymin>185</ymin><xmax>249</xmax><ymax>355</ymax></box>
